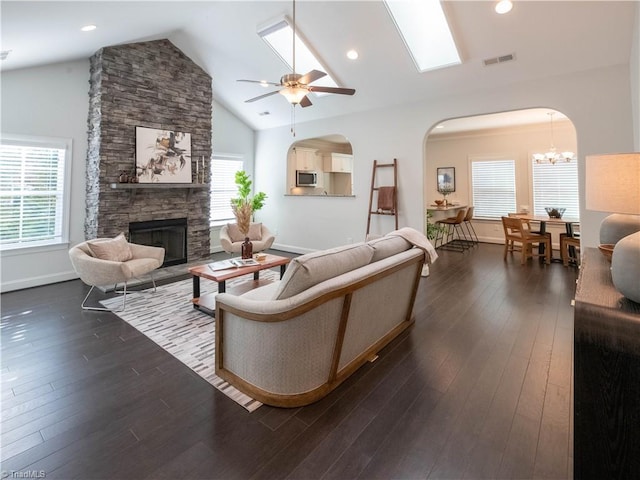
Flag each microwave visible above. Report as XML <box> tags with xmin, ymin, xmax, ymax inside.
<box><xmin>296</xmin><ymin>170</ymin><xmax>318</xmax><ymax>187</ymax></box>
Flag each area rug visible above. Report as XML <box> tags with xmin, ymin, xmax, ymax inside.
<box><xmin>100</xmin><ymin>270</ymin><xmax>280</xmax><ymax>412</ymax></box>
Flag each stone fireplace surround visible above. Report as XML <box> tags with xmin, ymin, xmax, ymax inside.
<box><xmin>85</xmin><ymin>39</ymin><xmax>212</xmax><ymax>263</ymax></box>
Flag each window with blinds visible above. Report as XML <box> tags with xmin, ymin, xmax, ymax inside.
<box><xmin>210</xmin><ymin>154</ymin><xmax>244</xmax><ymax>225</ymax></box>
<box><xmin>471</xmin><ymin>159</ymin><xmax>517</xmax><ymax>219</ymax></box>
<box><xmin>531</xmin><ymin>159</ymin><xmax>579</xmax><ymax>219</ymax></box>
<box><xmin>0</xmin><ymin>135</ymin><xmax>72</xmax><ymax>250</ymax></box>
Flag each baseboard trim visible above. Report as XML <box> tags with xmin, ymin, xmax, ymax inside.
<box><xmin>1</xmin><ymin>270</ymin><xmax>78</xmax><ymax>293</ymax></box>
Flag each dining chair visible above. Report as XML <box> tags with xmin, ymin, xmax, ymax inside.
<box><xmin>560</xmin><ymin>233</ymin><xmax>581</xmax><ymax>266</ymax></box>
<box><xmin>435</xmin><ymin>209</ymin><xmax>470</xmax><ymax>251</ymax></box>
<box><xmin>462</xmin><ymin>206</ymin><xmax>479</xmax><ymax>245</ymax></box>
<box><xmin>501</xmin><ymin>216</ymin><xmax>551</xmax><ymax>264</ymax></box>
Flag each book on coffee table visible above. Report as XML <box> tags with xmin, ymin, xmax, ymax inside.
<box><xmin>208</xmin><ymin>258</ymin><xmax>259</xmax><ymax>271</ymax></box>
<box><xmin>230</xmin><ymin>258</ymin><xmax>259</xmax><ymax>267</ymax></box>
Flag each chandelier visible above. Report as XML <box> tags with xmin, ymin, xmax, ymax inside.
<box><xmin>532</xmin><ymin>112</ymin><xmax>576</xmax><ymax>164</ymax></box>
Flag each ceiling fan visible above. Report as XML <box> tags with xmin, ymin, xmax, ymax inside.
<box><xmin>238</xmin><ymin>0</ymin><xmax>356</xmax><ymax>109</ymax></box>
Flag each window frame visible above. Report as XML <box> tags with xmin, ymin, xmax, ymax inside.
<box><xmin>528</xmin><ymin>154</ymin><xmax>580</xmax><ymax>220</ymax></box>
<box><xmin>469</xmin><ymin>154</ymin><xmax>518</xmax><ymax>220</ymax></box>
<box><xmin>0</xmin><ymin>133</ymin><xmax>73</xmax><ymax>253</ymax></box>
<box><xmin>209</xmin><ymin>153</ymin><xmax>244</xmax><ymax>227</ymax></box>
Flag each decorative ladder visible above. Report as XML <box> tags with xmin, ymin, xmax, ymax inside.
<box><xmin>366</xmin><ymin>158</ymin><xmax>398</xmax><ymax>238</ymax></box>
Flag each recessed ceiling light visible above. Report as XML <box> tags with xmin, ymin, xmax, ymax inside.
<box><xmin>81</xmin><ymin>24</ymin><xmax>97</xmax><ymax>32</ymax></box>
<box><xmin>259</xmin><ymin>81</ymin><xmax>269</xmax><ymax>88</ymax></box>
<box><xmin>258</xmin><ymin>111</ymin><xmax>270</xmax><ymax>116</ymax></box>
<box><xmin>435</xmin><ymin>125</ymin><xmax>444</xmax><ymax>129</ymax></box>
<box><xmin>495</xmin><ymin>1</ymin><xmax>513</xmax><ymax>14</ymax></box>
<box><xmin>347</xmin><ymin>50</ymin><xmax>359</xmax><ymax>60</ymax></box>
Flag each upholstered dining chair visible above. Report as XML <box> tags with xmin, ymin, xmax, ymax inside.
<box><xmin>69</xmin><ymin>233</ymin><xmax>165</xmax><ymax>311</ymax></box>
<box><xmin>219</xmin><ymin>222</ymin><xmax>275</xmax><ymax>254</ymax></box>
<box><xmin>501</xmin><ymin>216</ymin><xmax>551</xmax><ymax>264</ymax></box>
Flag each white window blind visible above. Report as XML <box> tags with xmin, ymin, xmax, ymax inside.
<box><xmin>210</xmin><ymin>154</ymin><xmax>243</xmax><ymax>224</ymax></box>
<box><xmin>471</xmin><ymin>159</ymin><xmax>516</xmax><ymax>219</ymax></box>
<box><xmin>531</xmin><ymin>159</ymin><xmax>579</xmax><ymax>219</ymax></box>
<box><xmin>0</xmin><ymin>135</ymin><xmax>71</xmax><ymax>250</ymax></box>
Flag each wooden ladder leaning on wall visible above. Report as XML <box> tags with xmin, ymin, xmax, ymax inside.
<box><xmin>366</xmin><ymin>158</ymin><xmax>398</xmax><ymax>238</ymax></box>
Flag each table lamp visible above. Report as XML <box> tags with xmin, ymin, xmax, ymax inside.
<box><xmin>585</xmin><ymin>152</ymin><xmax>640</xmax><ymax>303</ymax></box>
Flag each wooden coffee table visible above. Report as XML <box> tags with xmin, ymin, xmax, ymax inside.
<box><xmin>188</xmin><ymin>254</ymin><xmax>290</xmax><ymax>316</ymax></box>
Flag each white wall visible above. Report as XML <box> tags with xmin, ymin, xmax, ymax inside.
<box><xmin>210</xmin><ymin>99</ymin><xmax>255</xmax><ymax>252</ymax></box>
<box><xmin>1</xmin><ymin>60</ymin><xmax>89</xmax><ymax>292</ymax></box>
<box><xmin>256</xmin><ymin>64</ymin><xmax>634</xmax><ymax>253</ymax></box>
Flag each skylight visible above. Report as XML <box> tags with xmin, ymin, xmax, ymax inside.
<box><xmin>257</xmin><ymin>18</ymin><xmax>339</xmax><ymax>91</ymax></box>
<box><xmin>383</xmin><ymin>0</ymin><xmax>461</xmax><ymax>73</ymax></box>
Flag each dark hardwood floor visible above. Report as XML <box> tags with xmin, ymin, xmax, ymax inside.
<box><xmin>1</xmin><ymin>243</ymin><xmax>578</xmax><ymax>479</ymax></box>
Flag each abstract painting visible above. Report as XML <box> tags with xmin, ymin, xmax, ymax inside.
<box><xmin>135</xmin><ymin>127</ymin><xmax>192</xmax><ymax>183</ymax></box>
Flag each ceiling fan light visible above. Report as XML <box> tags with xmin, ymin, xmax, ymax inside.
<box><xmin>279</xmin><ymin>87</ymin><xmax>307</xmax><ymax>104</ymax></box>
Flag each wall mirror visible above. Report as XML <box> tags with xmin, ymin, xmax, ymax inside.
<box><xmin>286</xmin><ymin>134</ymin><xmax>354</xmax><ymax>196</ymax></box>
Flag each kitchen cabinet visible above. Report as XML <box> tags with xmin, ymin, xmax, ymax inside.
<box><xmin>294</xmin><ymin>147</ymin><xmax>321</xmax><ymax>171</ymax></box>
<box><xmin>323</xmin><ymin>153</ymin><xmax>353</xmax><ymax>173</ymax></box>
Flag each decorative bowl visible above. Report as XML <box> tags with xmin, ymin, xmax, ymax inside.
<box><xmin>598</xmin><ymin>244</ymin><xmax>614</xmax><ymax>262</ymax></box>
<box><xmin>435</xmin><ymin>200</ymin><xmax>444</xmax><ymax>206</ymax></box>
<box><xmin>545</xmin><ymin>207</ymin><xmax>566</xmax><ymax>218</ymax></box>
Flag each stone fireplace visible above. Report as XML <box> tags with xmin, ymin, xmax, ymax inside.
<box><xmin>85</xmin><ymin>39</ymin><xmax>212</xmax><ymax>263</ymax></box>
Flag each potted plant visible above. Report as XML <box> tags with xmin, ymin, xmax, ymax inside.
<box><xmin>231</xmin><ymin>170</ymin><xmax>267</xmax><ymax>236</ymax></box>
<box><xmin>426</xmin><ymin>211</ymin><xmax>445</xmax><ymax>241</ymax></box>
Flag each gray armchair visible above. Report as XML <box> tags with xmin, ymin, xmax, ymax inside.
<box><xmin>220</xmin><ymin>222</ymin><xmax>275</xmax><ymax>254</ymax></box>
<box><xmin>69</xmin><ymin>236</ymin><xmax>165</xmax><ymax>311</ymax></box>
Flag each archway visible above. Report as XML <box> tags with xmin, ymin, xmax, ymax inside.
<box><xmin>424</xmin><ymin>108</ymin><xmax>578</xmax><ymax>245</ymax></box>
<box><xmin>286</xmin><ymin>134</ymin><xmax>354</xmax><ymax>196</ymax></box>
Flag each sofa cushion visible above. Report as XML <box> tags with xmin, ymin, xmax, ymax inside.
<box><xmin>86</xmin><ymin>233</ymin><xmax>132</xmax><ymax>262</ymax></box>
<box><xmin>227</xmin><ymin>222</ymin><xmax>262</xmax><ymax>242</ymax></box>
<box><xmin>273</xmin><ymin>243</ymin><xmax>374</xmax><ymax>300</ymax></box>
<box><xmin>368</xmin><ymin>235</ymin><xmax>411</xmax><ymax>262</ymax></box>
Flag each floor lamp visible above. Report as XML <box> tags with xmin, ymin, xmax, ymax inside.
<box><xmin>585</xmin><ymin>152</ymin><xmax>640</xmax><ymax>303</ymax></box>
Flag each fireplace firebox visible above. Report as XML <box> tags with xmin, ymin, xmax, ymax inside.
<box><xmin>129</xmin><ymin>218</ymin><xmax>187</xmax><ymax>267</ymax></box>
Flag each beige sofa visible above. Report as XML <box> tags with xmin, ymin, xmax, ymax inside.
<box><xmin>214</xmin><ymin>228</ymin><xmax>437</xmax><ymax>407</ymax></box>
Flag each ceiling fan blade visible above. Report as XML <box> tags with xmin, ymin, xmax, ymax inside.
<box><xmin>300</xmin><ymin>95</ymin><xmax>312</xmax><ymax>108</ymax></box>
<box><xmin>245</xmin><ymin>90</ymin><xmax>281</xmax><ymax>103</ymax></box>
<box><xmin>298</xmin><ymin>69</ymin><xmax>327</xmax><ymax>85</ymax></box>
<box><xmin>307</xmin><ymin>86</ymin><xmax>356</xmax><ymax>96</ymax></box>
<box><xmin>237</xmin><ymin>79</ymin><xmax>281</xmax><ymax>86</ymax></box>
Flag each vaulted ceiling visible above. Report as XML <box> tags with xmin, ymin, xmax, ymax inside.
<box><xmin>1</xmin><ymin>1</ymin><xmax>636</xmax><ymax>132</ymax></box>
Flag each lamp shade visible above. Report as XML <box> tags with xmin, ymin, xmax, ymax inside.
<box><xmin>279</xmin><ymin>87</ymin><xmax>307</xmax><ymax>105</ymax></box>
<box><xmin>585</xmin><ymin>153</ymin><xmax>640</xmax><ymax>215</ymax></box>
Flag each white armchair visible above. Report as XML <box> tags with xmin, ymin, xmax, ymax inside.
<box><xmin>219</xmin><ymin>222</ymin><xmax>275</xmax><ymax>254</ymax></box>
<box><xmin>69</xmin><ymin>234</ymin><xmax>165</xmax><ymax>311</ymax></box>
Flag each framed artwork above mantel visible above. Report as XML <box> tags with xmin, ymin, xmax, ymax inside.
<box><xmin>135</xmin><ymin>126</ymin><xmax>192</xmax><ymax>184</ymax></box>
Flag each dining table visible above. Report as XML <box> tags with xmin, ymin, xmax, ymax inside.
<box><xmin>517</xmin><ymin>214</ymin><xmax>580</xmax><ymax>261</ymax></box>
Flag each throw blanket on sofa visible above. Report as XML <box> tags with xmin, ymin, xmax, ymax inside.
<box><xmin>388</xmin><ymin>227</ymin><xmax>439</xmax><ymax>265</ymax></box>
